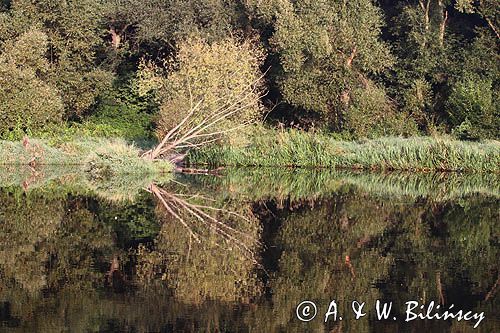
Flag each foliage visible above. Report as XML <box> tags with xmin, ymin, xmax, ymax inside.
<box><xmin>447</xmin><ymin>75</ymin><xmax>499</xmax><ymax>140</ymax></box>
<box><xmin>105</xmin><ymin>0</ymin><xmax>245</xmax><ymax>49</ymax></box>
<box><xmin>385</xmin><ymin>0</ymin><xmax>499</xmax><ymax>136</ymax></box>
<box><xmin>0</xmin><ymin>0</ymin><xmax>498</xmax><ymax>140</ymax></box>
<box><xmin>346</xmin><ymin>83</ymin><xmax>418</xmax><ymax>138</ymax></box>
<box><xmin>0</xmin><ymin>0</ymin><xmax>113</xmax><ymax>118</ymax></box>
<box><xmin>52</xmin><ymin>67</ymin><xmax>113</xmax><ymax>118</ymax></box>
<box><xmin>0</xmin><ymin>30</ymin><xmax>64</xmax><ymax>134</ymax></box>
<box><xmin>137</xmin><ymin>36</ymin><xmax>266</xmax><ymax>140</ymax></box>
<box><xmin>0</xmin><ymin>75</ymin><xmax>158</xmax><ymax>144</ymax></box>
<box><xmin>246</xmin><ymin>0</ymin><xmax>394</xmax><ymax>132</ymax></box>
<box><xmin>89</xmin><ymin>78</ymin><xmax>158</xmax><ymax>142</ymax></box>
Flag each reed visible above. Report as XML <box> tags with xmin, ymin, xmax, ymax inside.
<box><xmin>188</xmin><ymin>128</ymin><xmax>500</xmax><ymax>172</ymax></box>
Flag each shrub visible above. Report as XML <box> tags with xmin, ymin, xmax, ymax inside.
<box><xmin>89</xmin><ymin>80</ymin><xmax>157</xmax><ymax>141</ymax></box>
<box><xmin>0</xmin><ymin>30</ymin><xmax>64</xmax><ymax>135</ymax></box>
<box><xmin>346</xmin><ymin>83</ymin><xmax>418</xmax><ymax>138</ymax></box>
<box><xmin>447</xmin><ymin>75</ymin><xmax>499</xmax><ymax>140</ymax></box>
<box><xmin>401</xmin><ymin>79</ymin><xmax>434</xmax><ymax>128</ymax></box>
<box><xmin>51</xmin><ymin>67</ymin><xmax>113</xmax><ymax>118</ymax></box>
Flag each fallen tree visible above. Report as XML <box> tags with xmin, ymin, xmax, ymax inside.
<box><xmin>141</xmin><ymin>76</ymin><xmax>265</xmax><ymax>163</ymax></box>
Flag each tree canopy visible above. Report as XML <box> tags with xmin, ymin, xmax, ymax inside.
<box><xmin>0</xmin><ymin>0</ymin><xmax>498</xmax><ymax>139</ymax></box>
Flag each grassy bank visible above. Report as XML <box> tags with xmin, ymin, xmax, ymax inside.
<box><xmin>0</xmin><ymin>138</ymin><xmax>172</xmax><ymax>180</ymax></box>
<box><xmin>188</xmin><ymin>128</ymin><xmax>500</xmax><ymax>172</ymax></box>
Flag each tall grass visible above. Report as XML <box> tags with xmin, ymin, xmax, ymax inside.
<box><xmin>188</xmin><ymin>128</ymin><xmax>500</xmax><ymax>172</ymax></box>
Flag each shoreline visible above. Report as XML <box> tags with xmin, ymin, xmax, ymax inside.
<box><xmin>0</xmin><ymin>137</ymin><xmax>173</xmax><ymax>176</ymax></box>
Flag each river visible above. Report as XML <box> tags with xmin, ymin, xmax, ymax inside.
<box><xmin>0</xmin><ymin>168</ymin><xmax>498</xmax><ymax>332</ymax></box>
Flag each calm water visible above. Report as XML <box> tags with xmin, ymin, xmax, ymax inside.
<box><xmin>0</xmin><ymin>168</ymin><xmax>498</xmax><ymax>332</ymax></box>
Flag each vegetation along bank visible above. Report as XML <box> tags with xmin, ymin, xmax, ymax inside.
<box><xmin>188</xmin><ymin>128</ymin><xmax>500</xmax><ymax>172</ymax></box>
<box><xmin>0</xmin><ymin>1</ymin><xmax>498</xmax><ymax>173</ymax></box>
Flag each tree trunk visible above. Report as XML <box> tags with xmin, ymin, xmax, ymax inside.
<box><xmin>418</xmin><ymin>0</ymin><xmax>431</xmax><ymax>48</ymax></box>
<box><xmin>439</xmin><ymin>10</ymin><xmax>448</xmax><ymax>47</ymax></box>
<box><xmin>419</xmin><ymin>0</ymin><xmax>431</xmax><ymax>31</ymax></box>
<box><xmin>345</xmin><ymin>46</ymin><xmax>357</xmax><ymax>68</ymax></box>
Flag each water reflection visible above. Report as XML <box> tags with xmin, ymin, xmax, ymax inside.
<box><xmin>0</xmin><ymin>167</ymin><xmax>497</xmax><ymax>332</ymax></box>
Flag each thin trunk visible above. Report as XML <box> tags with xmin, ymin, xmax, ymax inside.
<box><xmin>485</xmin><ymin>275</ymin><xmax>499</xmax><ymax>301</ymax></box>
<box><xmin>436</xmin><ymin>272</ymin><xmax>445</xmax><ymax>305</ymax></box>
<box><xmin>143</xmin><ymin>76</ymin><xmax>265</xmax><ymax>160</ymax></box>
<box><xmin>346</xmin><ymin>46</ymin><xmax>357</xmax><ymax>68</ymax></box>
<box><xmin>484</xmin><ymin>16</ymin><xmax>500</xmax><ymax>40</ymax></box>
<box><xmin>419</xmin><ymin>0</ymin><xmax>431</xmax><ymax>48</ymax></box>
<box><xmin>345</xmin><ymin>255</ymin><xmax>356</xmax><ymax>278</ymax></box>
<box><xmin>419</xmin><ymin>0</ymin><xmax>431</xmax><ymax>31</ymax></box>
<box><xmin>439</xmin><ymin>10</ymin><xmax>448</xmax><ymax>47</ymax></box>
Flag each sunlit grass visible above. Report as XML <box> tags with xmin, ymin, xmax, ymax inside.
<box><xmin>0</xmin><ymin>137</ymin><xmax>172</xmax><ymax>171</ymax></box>
<box><xmin>188</xmin><ymin>127</ymin><xmax>500</xmax><ymax>172</ymax></box>
<box><xmin>0</xmin><ymin>138</ymin><xmax>173</xmax><ymax>201</ymax></box>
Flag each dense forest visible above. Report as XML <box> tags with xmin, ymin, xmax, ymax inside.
<box><xmin>0</xmin><ymin>0</ymin><xmax>498</xmax><ymax>142</ymax></box>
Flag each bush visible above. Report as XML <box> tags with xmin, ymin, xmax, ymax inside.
<box><xmin>401</xmin><ymin>79</ymin><xmax>434</xmax><ymax>128</ymax></box>
<box><xmin>447</xmin><ymin>75</ymin><xmax>499</xmax><ymax>140</ymax></box>
<box><xmin>346</xmin><ymin>83</ymin><xmax>418</xmax><ymax>138</ymax></box>
<box><xmin>0</xmin><ymin>31</ymin><xmax>64</xmax><ymax>135</ymax></box>
<box><xmin>51</xmin><ymin>67</ymin><xmax>113</xmax><ymax>118</ymax></box>
<box><xmin>137</xmin><ymin>36</ymin><xmax>266</xmax><ymax>140</ymax></box>
<box><xmin>89</xmin><ymin>80</ymin><xmax>157</xmax><ymax>141</ymax></box>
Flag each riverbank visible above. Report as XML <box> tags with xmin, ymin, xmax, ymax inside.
<box><xmin>188</xmin><ymin>128</ymin><xmax>500</xmax><ymax>172</ymax></box>
<box><xmin>0</xmin><ymin>137</ymin><xmax>172</xmax><ymax>177</ymax></box>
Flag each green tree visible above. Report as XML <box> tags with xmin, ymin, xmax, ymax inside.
<box><xmin>447</xmin><ymin>75</ymin><xmax>498</xmax><ymax>139</ymax></box>
<box><xmin>136</xmin><ymin>36</ymin><xmax>266</xmax><ymax>141</ymax></box>
<box><xmin>446</xmin><ymin>26</ymin><xmax>499</xmax><ymax>139</ymax></box>
<box><xmin>105</xmin><ymin>0</ymin><xmax>245</xmax><ymax>50</ymax></box>
<box><xmin>246</xmin><ymin>0</ymin><xmax>397</xmax><ymax>135</ymax></box>
<box><xmin>455</xmin><ymin>0</ymin><xmax>499</xmax><ymax>40</ymax></box>
<box><xmin>388</xmin><ymin>1</ymin><xmax>453</xmax><ymax>128</ymax></box>
<box><xmin>387</xmin><ymin>0</ymin><xmax>499</xmax><ymax>136</ymax></box>
<box><xmin>0</xmin><ymin>0</ymin><xmax>113</xmax><ymax>118</ymax></box>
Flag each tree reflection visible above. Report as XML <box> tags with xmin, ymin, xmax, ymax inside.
<box><xmin>0</xmin><ymin>170</ymin><xmax>497</xmax><ymax>332</ymax></box>
<box><xmin>138</xmin><ymin>182</ymin><xmax>263</xmax><ymax>304</ymax></box>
